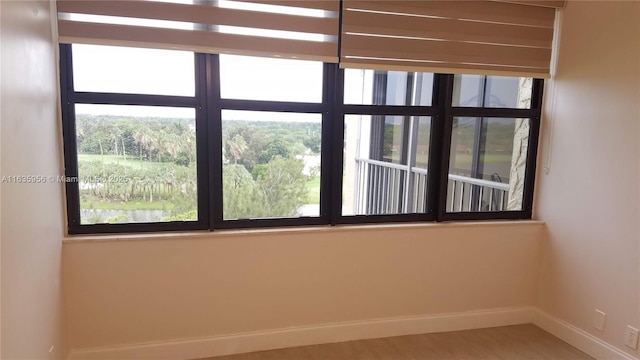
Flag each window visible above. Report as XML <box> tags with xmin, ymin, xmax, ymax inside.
<box><xmin>442</xmin><ymin>75</ymin><xmax>542</xmax><ymax>221</ymax></box>
<box><xmin>75</xmin><ymin>104</ymin><xmax>198</xmax><ymax>224</ymax></box>
<box><xmin>452</xmin><ymin>75</ymin><xmax>533</xmax><ymax>109</ymax></box>
<box><xmin>60</xmin><ymin>44</ymin><xmax>542</xmax><ymax>234</ymax></box>
<box><xmin>344</xmin><ymin>69</ymin><xmax>433</xmax><ymax>106</ymax></box>
<box><xmin>342</xmin><ymin>115</ymin><xmax>432</xmax><ymax>217</ymax></box>
<box><xmin>219</xmin><ymin>54</ymin><xmax>323</xmax><ymax>103</ymax></box>
<box><xmin>340</xmin><ymin>68</ymin><xmax>436</xmax><ymax>221</ymax></box>
<box><xmin>221</xmin><ymin>110</ymin><xmax>322</xmax><ymax>220</ymax></box>
<box><xmin>447</xmin><ymin>117</ymin><xmax>530</xmax><ymax>213</ymax></box>
<box><xmin>72</xmin><ymin>44</ymin><xmax>195</xmax><ymax>96</ymax></box>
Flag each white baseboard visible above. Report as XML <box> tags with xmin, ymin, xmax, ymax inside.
<box><xmin>68</xmin><ymin>306</ymin><xmax>535</xmax><ymax>360</ymax></box>
<box><xmin>532</xmin><ymin>309</ymin><xmax>640</xmax><ymax>360</ymax></box>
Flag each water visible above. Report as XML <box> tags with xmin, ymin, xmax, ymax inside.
<box><xmin>81</xmin><ymin>209</ymin><xmax>171</xmax><ymax>223</ymax></box>
<box><xmin>82</xmin><ymin>204</ymin><xmax>320</xmax><ymax>224</ymax></box>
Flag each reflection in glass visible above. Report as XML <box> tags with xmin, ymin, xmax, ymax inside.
<box><xmin>342</xmin><ymin>115</ymin><xmax>431</xmax><ymax>216</ymax></box>
<box><xmin>452</xmin><ymin>75</ymin><xmax>532</xmax><ymax>109</ymax></box>
<box><xmin>447</xmin><ymin>117</ymin><xmax>529</xmax><ymax>212</ymax></box>
<box><xmin>75</xmin><ymin>104</ymin><xmax>197</xmax><ymax>224</ymax></box>
<box><xmin>344</xmin><ymin>69</ymin><xmax>433</xmax><ymax>106</ymax></box>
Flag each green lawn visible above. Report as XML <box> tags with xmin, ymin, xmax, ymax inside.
<box><xmin>306</xmin><ymin>175</ymin><xmax>320</xmax><ymax>204</ymax></box>
<box><xmin>78</xmin><ymin>153</ymin><xmax>171</xmax><ymax>169</ymax></box>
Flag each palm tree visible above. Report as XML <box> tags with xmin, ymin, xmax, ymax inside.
<box><xmin>107</xmin><ymin>123</ymin><xmax>122</xmax><ymax>157</ymax></box>
<box><xmin>181</xmin><ymin>131</ymin><xmax>196</xmax><ymax>165</ymax></box>
<box><xmin>133</xmin><ymin>125</ymin><xmax>154</xmax><ymax>168</ymax></box>
<box><xmin>227</xmin><ymin>134</ymin><xmax>247</xmax><ymax>164</ymax></box>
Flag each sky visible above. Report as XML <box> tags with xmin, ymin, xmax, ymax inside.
<box><xmin>72</xmin><ymin>44</ymin><xmax>324</xmax><ymax>121</ymax></box>
<box><xmin>69</xmin><ymin>0</ymin><xmax>329</xmax><ymax>121</ymax></box>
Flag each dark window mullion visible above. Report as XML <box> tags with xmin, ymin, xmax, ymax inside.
<box><xmin>206</xmin><ymin>54</ymin><xmax>224</xmax><ymax>228</ymax></box>
<box><xmin>442</xmin><ymin>210</ymin><xmax>531</xmax><ymax>221</ymax></box>
<box><xmin>425</xmin><ymin>74</ymin><xmax>445</xmax><ymax>216</ymax></box>
<box><xmin>450</xmin><ymin>107</ymin><xmax>537</xmax><ymax>118</ymax></box>
<box><xmin>331</xmin><ymin>68</ymin><xmax>346</xmax><ymax>225</ymax></box>
<box><xmin>59</xmin><ymin>44</ymin><xmax>82</xmax><ymax>230</ymax></box>
<box><xmin>436</xmin><ymin>74</ymin><xmax>455</xmax><ymax>221</ymax></box>
<box><xmin>70</xmin><ymin>221</ymin><xmax>207</xmax><ymax>235</ymax></box>
<box><xmin>215</xmin><ymin>217</ymin><xmax>327</xmax><ymax>230</ymax></box>
<box><xmin>521</xmin><ymin>78</ymin><xmax>545</xmax><ymax>213</ymax></box>
<box><xmin>320</xmin><ymin>63</ymin><xmax>338</xmax><ymax>223</ymax></box>
<box><xmin>337</xmin><ymin>213</ymin><xmax>434</xmax><ymax>225</ymax></box>
<box><xmin>217</xmin><ymin>98</ymin><xmax>324</xmax><ymax>113</ymax></box>
<box><xmin>194</xmin><ymin>53</ymin><xmax>210</xmax><ymax>227</ymax></box>
<box><xmin>343</xmin><ymin>104</ymin><xmax>437</xmax><ymax>116</ymax></box>
<box><xmin>71</xmin><ymin>92</ymin><xmax>198</xmax><ymax>108</ymax></box>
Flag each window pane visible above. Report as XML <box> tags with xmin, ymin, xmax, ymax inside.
<box><xmin>221</xmin><ymin>110</ymin><xmax>321</xmax><ymax>219</ymax></box>
<box><xmin>342</xmin><ymin>115</ymin><xmax>431</xmax><ymax>216</ymax></box>
<box><xmin>72</xmin><ymin>44</ymin><xmax>195</xmax><ymax>96</ymax></box>
<box><xmin>447</xmin><ymin>117</ymin><xmax>529</xmax><ymax>212</ymax></box>
<box><xmin>219</xmin><ymin>54</ymin><xmax>323</xmax><ymax>102</ymax></box>
<box><xmin>75</xmin><ymin>104</ymin><xmax>198</xmax><ymax>224</ymax></box>
<box><xmin>344</xmin><ymin>69</ymin><xmax>433</xmax><ymax>106</ymax></box>
<box><xmin>452</xmin><ymin>75</ymin><xmax>532</xmax><ymax>109</ymax></box>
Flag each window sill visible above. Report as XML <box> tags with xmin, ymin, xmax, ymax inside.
<box><xmin>62</xmin><ymin>220</ymin><xmax>545</xmax><ymax>243</ymax></box>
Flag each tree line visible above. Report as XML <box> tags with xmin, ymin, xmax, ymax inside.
<box><xmin>76</xmin><ymin>115</ymin><xmax>321</xmax><ymax>222</ymax></box>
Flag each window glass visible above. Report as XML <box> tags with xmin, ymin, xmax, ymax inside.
<box><xmin>447</xmin><ymin>117</ymin><xmax>529</xmax><ymax>212</ymax></box>
<box><xmin>75</xmin><ymin>104</ymin><xmax>198</xmax><ymax>224</ymax></box>
<box><xmin>221</xmin><ymin>110</ymin><xmax>321</xmax><ymax>219</ymax></box>
<box><xmin>72</xmin><ymin>44</ymin><xmax>195</xmax><ymax>96</ymax></box>
<box><xmin>452</xmin><ymin>75</ymin><xmax>532</xmax><ymax>109</ymax></box>
<box><xmin>344</xmin><ymin>69</ymin><xmax>433</xmax><ymax>106</ymax></box>
<box><xmin>219</xmin><ymin>54</ymin><xmax>323</xmax><ymax>103</ymax></box>
<box><xmin>342</xmin><ymin>114</ymin><xmax>431</xmax><ymax>216</ymax></box>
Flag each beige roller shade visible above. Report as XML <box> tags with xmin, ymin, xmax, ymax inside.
<box><xmin>56</xmin><ymin>0</ymin><xmax>339</xmax><ymax>62</ymax></box>
<box><xmin>340</xmin><ymin>0</ymin><xmax>565</xmax><ymax>77</ymax></box>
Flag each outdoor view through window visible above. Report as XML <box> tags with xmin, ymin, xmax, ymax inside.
<box><xmin>75</xmin><ymin>104</ymin><xmax>198</xmax><ymax>224</ymax></box>
<box><xmin>219</xmin><ymin>54</ymin><xmax>323</xmax><ymax>220</ymax></box>
<box><xmin>220</xmin><ymin>110</ymin><xmax>322</xmax><ymax>220</ymax></box>
<box><xmin>68</xmin><ymin>43</ymin><xmax>538</xmax><ymax>228</ymax></box>
<box><xmin>72</xmin><ymin>45</ymin><xmax>197</xmax><ymax>224</ymax></box>
<box><xmin>72</xmin><ymin>46</ymin><xmax>324</xmax><ymax>224</ymax></box>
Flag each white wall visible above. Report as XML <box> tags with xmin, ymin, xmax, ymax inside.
<box><xmin>63</xmin><ymin>223</ymin><xmax>543</xmax><ymax>353</ymax></box>
<box><xmin>535</xmin><ymin>1</ymin><xmax>640</xmax><ymax>357</ymax></box>
<box><xmin>0</xmin><ymin>0</ymin><xmax>67</xmax><ymax>358</ymax></box>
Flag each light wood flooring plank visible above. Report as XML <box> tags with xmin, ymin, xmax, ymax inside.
<box><xmin>201</xmin><ymin>324</ymin><xmax>594</xmax><ymax>360</ymax></box>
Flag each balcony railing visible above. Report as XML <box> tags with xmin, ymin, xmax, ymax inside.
<box><xmin>352</xmin><ymin>158</ymin><xmax>510</xmax><ymax>215</ymax></box>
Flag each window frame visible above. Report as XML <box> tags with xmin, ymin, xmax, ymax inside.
<box><xmin>59</xmin><ymin>44</ymin><xmax>544</xmax><ymax>235</ymax></box>
<box><xmin>59</xmin><ymin>44</ymin><xmax>211</xmax><ymax>234</ymax></box>
<box><xmin>437</xmin><ymin>76</ymin><xmax>544</xmax><ymax>221</ymax></box>
<box><xmin>333</xmin><ymin>70</ymin><xmax>443</xmax><ymax>224</ymax></box>
<box><xmin>206</xmin><ymin>54</ymin><xmax>335</xmax><ymax>229</ymax></box>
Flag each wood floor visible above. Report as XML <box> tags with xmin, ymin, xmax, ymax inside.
<box><xmin>203</xmin><ymin>324</ymin><xmax>593</xmax><ymax>360</ymax></box>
